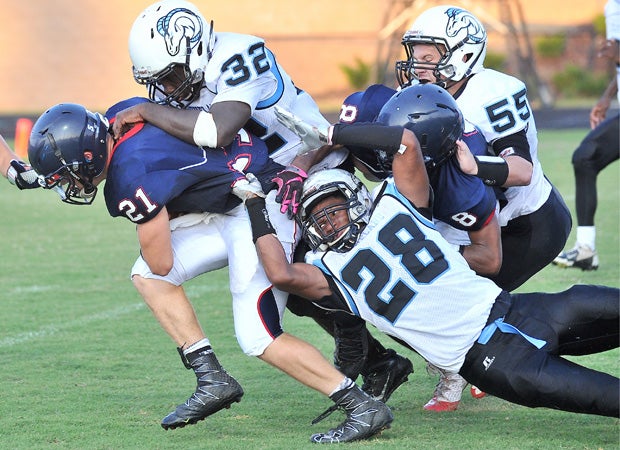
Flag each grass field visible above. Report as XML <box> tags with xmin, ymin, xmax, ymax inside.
<box><xmin>0</xmin><ymin>129</ymin><xmax>618</xmax><ymax>449</ymax></box>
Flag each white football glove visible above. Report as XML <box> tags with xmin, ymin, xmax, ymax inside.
<box><xmin>274</xmin><ymin>106</ymin><xmax>332</xmax><ymax>154</ymax></box>
<box><xmin>232</xmin><ymin>173</ymin><xmax>265</xmax><ymax>203</ymax></box>
<box><xmin>7</xmin><ymin>159</ymin><xmax>40</xmax><ymax>189</ymax></box>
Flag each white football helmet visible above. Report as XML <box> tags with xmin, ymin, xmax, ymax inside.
<box><xmin>297</xmin><ymin>169</ymin><xmax>373</xmax><ymax>253</ymax></box>
<box><xmin>395</xmin><ymin>5</ymin><xmax>487</xmax><ymax>88</ymax></box>
<box><xmin>129</xmin><ymin>0</ymin><xmax>215</xmax><ymax>107</ymax></box>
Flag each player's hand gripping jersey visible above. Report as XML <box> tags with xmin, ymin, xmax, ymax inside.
<box><xmin>104</xmin><ymin>97</ymin><xmax>282</xmax><ymax>223</ymax></box>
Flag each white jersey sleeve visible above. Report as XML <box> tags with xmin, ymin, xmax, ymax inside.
<box><xmin>456</xmin><ymin>69</ymin><xmax>552</xmax><ymax>225</ymax></box>
<box><xmin>194</xmin><ymin>32</ymin><xmax>348</xmax><ymax>169</ymax></box>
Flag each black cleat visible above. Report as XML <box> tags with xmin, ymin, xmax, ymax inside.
<box><xmin>311</xmin><ymin>385</ymin><xmax>393</xmax><ymax>444</ymax></box>
<box><xmin>161</xmin><ymin>347</ymin><xmax>244</xmax><ymax>430</ymax></box>
<box><xmin>361</xmin><ymin>349</ymin><xmax>413</xmax><ymax>402</ymax></box>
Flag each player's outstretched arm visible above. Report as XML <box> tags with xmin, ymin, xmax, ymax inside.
<box><xmin>232</xmin><ymin>174</ymin><xmax>331</xmax><ymax>300</ymax></box>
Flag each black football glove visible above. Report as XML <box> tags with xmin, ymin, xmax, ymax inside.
<box><xmin>7</xmin><ymin>159</ymin><xmax>40</xmax><ymax>189</ymax></box>
<box><xmin>272</xmin><ymin>165</ymin><xmax>308</xmax><ymax>219</ymax></box>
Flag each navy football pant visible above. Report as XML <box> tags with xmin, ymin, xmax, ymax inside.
<box><xmin>460</xmin><ymin>285</ymin><xmax>619</xmax><ymax>417</ymax></box>
<box><xmin>490</xmin><ymin>184</ymin><xmax>572</xmax><ymax>291</ymax></box>
<box><xmin>572</xmin><ymin>113</ymin><xmax>620</xmax><ymax>226</ymax></box>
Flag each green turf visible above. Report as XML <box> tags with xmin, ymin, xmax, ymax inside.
<box><xmin>0</xmin><ymin>129</ymin><xmax>617</xmax><ymax>449</ymax></box>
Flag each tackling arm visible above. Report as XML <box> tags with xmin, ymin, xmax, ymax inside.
<box><xmin>390</xmin><ymin>129</ymin><xmax>431</xmax><ymax>209</ymax></box>
<box><xmin>0</xmin><ymin>135</ymin><xmax>16</xmax><ymax>178</ymax></box>
<box><xmin>255</xmin><ymin>232</ymin><xmax>333</xmax><ymax>301</ymax></box>
<box><xmin>111</xmin><ymin>101</ymin><xmax>251</xmax><ymax>148</ymax></box>
<box><xmin>241</xmin><ymin>194</ymin><xmax>332</xmax><ymax>300</ymax></box>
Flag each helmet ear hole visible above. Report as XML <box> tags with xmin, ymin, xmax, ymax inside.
<box><xmin>418</xmin><ymin>133</ymin><xmax>429</xmax><ymax>149</ymax></box>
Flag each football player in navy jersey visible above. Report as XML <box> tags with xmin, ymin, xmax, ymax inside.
<box><xmin>108</xmin><ymin>0</ymin><xmax>413</xmax><ymax>415</ymax></box>
<box><xmin>233</xmin><ymin>114</ymin><xmax>619</xmax><ymax>433</ymax></box>
<box><xmin>27</xmin><ymin>100</ymin><xmax>393</xmax><ymax>443</ymax></box>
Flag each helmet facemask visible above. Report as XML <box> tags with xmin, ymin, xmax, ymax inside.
<box><xmin>396</xmin><ymin>36</ymin><xmax>454</xmax><ymax>88</ymax></box>
<box><xmin>298</xmin><ymin>171</ymin><xmax>372</xmax><ymax>253</ymax></box>
<box><xmin>129</xmin><ymin>1</ymin><xmax>215</xmax><ymax>109</ymax></box>
<box><xmin>36</xmin><ymin>133</ymin><xmax>103</xmax><ymax>205</ymax></box>
<box><xmin>135</xmin><ymin>36</ymin><xmax>206</xmax><ymax>108</ymax></box>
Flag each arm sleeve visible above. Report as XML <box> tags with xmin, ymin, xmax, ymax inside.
<box><xmin>490</xmin><ymin>129</ymin><xmax>532</xmax><ymax>164</ymax></box>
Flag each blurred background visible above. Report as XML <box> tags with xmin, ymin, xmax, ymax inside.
<box><xmin>0</xmin><ymin>0</ymin><xmax>611</xmax><ymax>139</ymax></box>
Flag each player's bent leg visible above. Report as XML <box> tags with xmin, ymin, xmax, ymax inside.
<box><xmin>161</xmin><ymin>346</ymin><xmax>244</xmax><ymax>430</ymax></box>
<box><xmin>288</xmin><ymin>303</ymin><xmax>414</xmax><ymax>402</ymax></box>
<box><xmin>310</xmin><ymin>385</ymin><xmax>393</xmax><ymax>444</ymax></box>
<box><xmin>131</xmin><ymin>276</ymin><xmax>206</xmax><ymax>346</ymax></box>
<box><xmin>259</xmin><ymin>332</ymin><xmax>346</xmax><ymax>394</ymax></box>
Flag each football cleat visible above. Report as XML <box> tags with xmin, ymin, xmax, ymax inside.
<box><xmin>470</xmin><ymin>385</ymin><xmax>486</xmax><ymax>399</ymax></box>
<box><xmin>361</xmin><ymin>349</ymin><xmax>414</xmax><ymax>402</ymax></box>
<box><xmin>552</xmin><ymin>244</ymin><xmax>599</xmax><ymax>271</ymax></box>
<box><xmin>423</xmin><ymin>363</ymin><xmax>467</xmax><ymax>412</ymax></box>
<box><xmin>311</xmin><ymin>385</ymin><xmax>393</xmax><ymax>444</ymax></box>
<box><xmin>161</xmin><ymin>347</ymin><xmax>244</xmax><ymax>430</ymax></box>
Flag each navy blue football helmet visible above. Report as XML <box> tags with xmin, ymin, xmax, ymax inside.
<box><xmin>28</xmin><ymin>103</ymin><xmax>109</xmax><ymax>205</ymax></box>
<box><xmin>376</xmin><ymin>83</ymin><xmax>464</xmax><ymax>170</ymax></box>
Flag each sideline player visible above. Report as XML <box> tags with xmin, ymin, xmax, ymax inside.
<box><xmin>27</xmin><ymin>100</ymin><xmax>393</xmax><ymax>443</ymax></box>
<box><xmin>553</xmin><ymin>0</ymin><xmax>620</xmax><ymax>270</ymax></box>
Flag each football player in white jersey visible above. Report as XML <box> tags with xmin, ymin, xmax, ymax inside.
<box><xmin>233</xmin><ymin>116</ymin><xmax>619</xmax><ymax>430</ymax></box>
<box><xmin>107</xmin><ymin>0</ymin><xmax>403</xmax><ymax>434</ymax></box>
<box><xmin>393</xmin><ymin>4</ymin><xmax>573</xmax><ymax>410</ymax></box>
